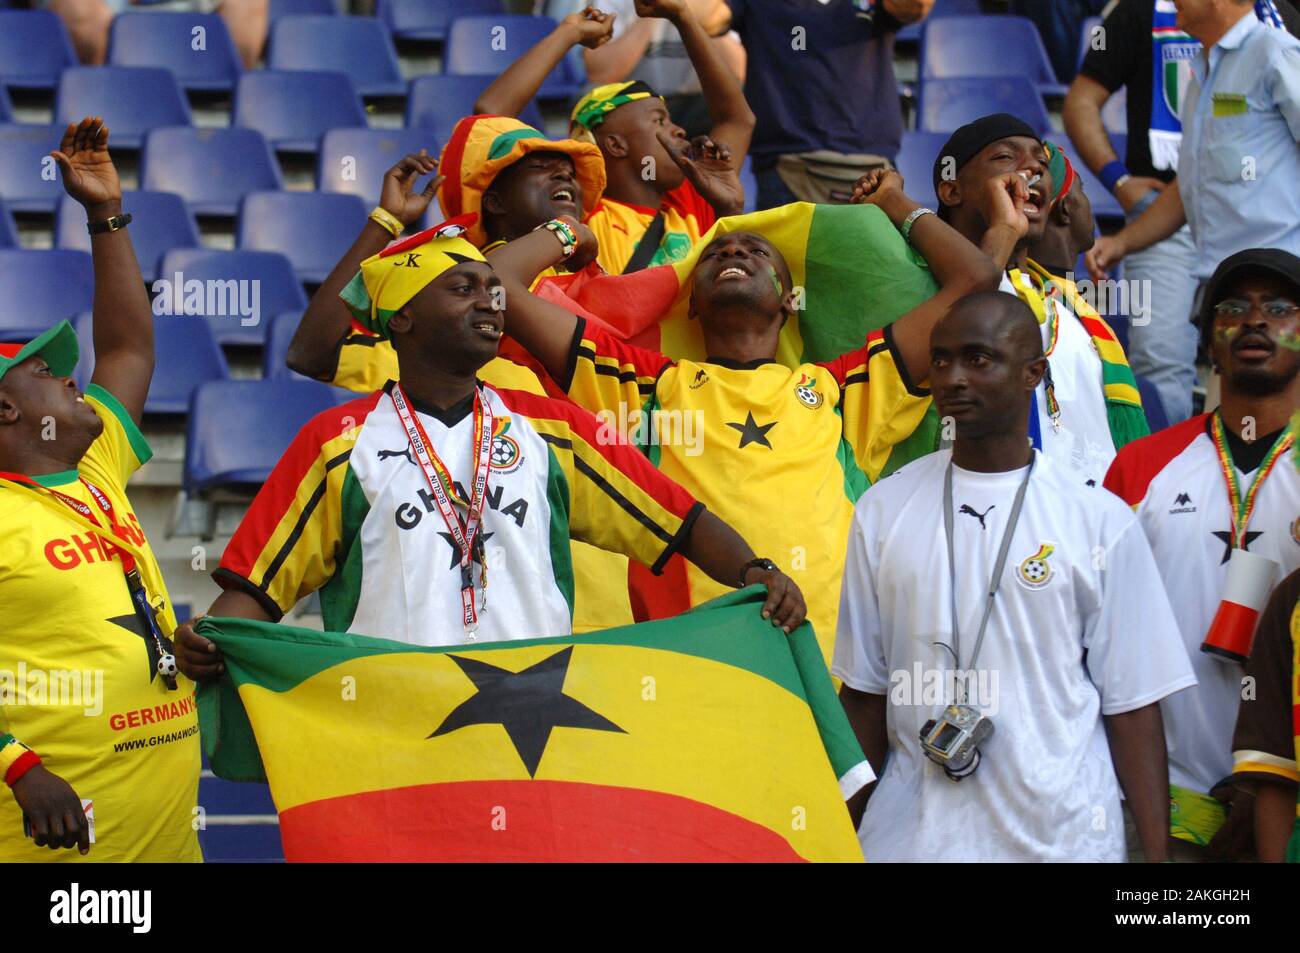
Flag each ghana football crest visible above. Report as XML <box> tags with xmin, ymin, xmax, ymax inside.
<box><xmin>489</xmin><ymin>416</ymin><xmax>523</xmax><ymax>474</ymax></box>
<box><xmin>794</xmin><ymin>373</ymin><xmax>823</xmax><ymax>409</ymax></box>
<box><xmin>1016</xmin><ymin>543</ymin><xmax>1055</xmax><ymax>590</ymax></box>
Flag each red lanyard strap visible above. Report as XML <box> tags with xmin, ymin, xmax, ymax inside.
<box><xmin>1209</xmin><ymin>411</ymin><xmax>1294</xmax><ymax>550</ymax></box>
<box><xmin>389</xmin><ymin>383</ymin><xmax>494</xmax><ymax>635</ymax></box>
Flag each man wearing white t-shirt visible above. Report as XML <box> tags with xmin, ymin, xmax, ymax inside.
<box><xmin>1105</xmin><ymin>248</ymin><xmax>1300</xmax><ymax>860</ymax></box>
<box><xmin>834</xmin><ymin>291</ymin><xmax>1195</xmax><ymax>862</ymax></box>
<box><xmin>933</xmin><ymin>114</ymin><xmax>1149</xmax><ymax>489</ymax></box>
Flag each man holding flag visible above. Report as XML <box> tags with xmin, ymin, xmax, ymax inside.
<box><xmin>487</xmin><ymin>170</ymin><xmax>1006</xmax><ymax>663</ymax></box>
<box><xmin>175</xmin><ymin>218</ymin><xmax>805</xmax><ymax>675</ymax></box>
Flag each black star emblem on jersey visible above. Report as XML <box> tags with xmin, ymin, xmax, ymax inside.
<box><xmin>108</xmin><ymin>612</ymin><xmax>160</xmax><ymax>683</ymax></box>
<box><xmin>428</xmin><ymin>647</ymin><xmax>624</xmax><ymax>776</ymax></box>
<box><xmin>726</xmin><ymin>412</ymin><xmax>776</xmax><ymax>449</ymax></box>
<box><xmin>1211</xmin><ymin>530</ymin><xmax>1264</xmax><ymax>564</ymax></box>
<box><xmin>436</xmin><ymin>531</ymin><xmax>494</xmax><ymax>569</ymax></box>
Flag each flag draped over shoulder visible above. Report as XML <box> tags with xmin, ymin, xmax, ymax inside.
<box><xmin>198</xmin><ymin>589</ymin><xmax>871</xmax><ymax>862</ymax></box>
<box><xmin>536</xmin><ymin>201</ymin><xmax>942</xmax><ymax>476</ymax></box>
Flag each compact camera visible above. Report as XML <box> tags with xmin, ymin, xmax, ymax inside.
<box><xmin>919</xmin><ymin>704</ymin><xmax>994</xmax><ymax>781</ymax></box>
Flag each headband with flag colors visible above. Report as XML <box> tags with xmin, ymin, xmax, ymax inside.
<box><xmin>570</xmin><ymin>81</ymin><xmax>662</xmax><ymax>142</ymax></box>
<box><xmin>1043</xmin><ymin>142</ymin><xmax>1077</xmax><ymax>207</ymax></box>
<box><xmin>339</xmin><ymin>216</ymin><xmax>486</xmax><ymax>339</ymax></box>
<box><xmin>437</xmin><ymin>115</ymin><xmax>606</xmax><ymax>248</ymax></box>
<box><xmin>0</xmin><ymin>320</ymin><xmax>79</xmax><ymax>384</ymax></box>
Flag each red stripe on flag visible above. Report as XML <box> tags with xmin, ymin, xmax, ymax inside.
<box><xmin>278</xmin><ymin>780</ymin><xmax>807</xmax><ymax>862</ymax></box>
<box><xmin>1077</xmin><ymin>313</ymin><xmax>1117</xmax><ymax>343</ymax></box>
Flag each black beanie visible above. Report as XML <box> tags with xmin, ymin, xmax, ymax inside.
<box><xmin>932</xmin><ymin>113</ymin><xmax>1043</xmax><ymax>196</ymax></box>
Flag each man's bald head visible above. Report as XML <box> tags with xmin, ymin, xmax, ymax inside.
<box><xmin>940</xmin><ymin>290</ymin><xmax>1044</xmax><ymax>363</ymax></box>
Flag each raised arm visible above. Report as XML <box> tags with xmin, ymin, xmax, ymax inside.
<box><xmin>474</xmin><ymin>7</ymin><xmax>616</xmax><ymax>119</ymax></box>
<box><xmin>285</xmin><ymin>152</ymin><xmax>441</xmax><ymax>380</ymax></box>
<box><xmin>849</xmin><ymin>169</ymin><xmax>1005</xmax><ymax>385</ymax></box>
<box><xmin>52</xmin><ymin>118</ymin><xmax>153</xmax><ymax>425</ymax></box>
<box><xmin>636</xmin><ymin>0</ymin><xmax>754</xmax><ymax>161</ymax></box>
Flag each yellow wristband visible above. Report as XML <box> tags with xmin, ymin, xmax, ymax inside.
<box><xmin>369</xmin><ymin>206</ymin><xmax>404</xmax><ymax>238</ymax></box>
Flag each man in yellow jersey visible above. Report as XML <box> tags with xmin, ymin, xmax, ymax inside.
<box><xmin>0</xmin><ymin>117</ymin><xmax>201</xmax><ymax>861</ymax></box>
<box><xmin>475</xmin><ymin>1</ymin><xmax>755</xmax><ymax>275</ymax></box>
<box><xmin>284</xmin><ymin>118</ymin><xmax>636</xmax><ymax>632</ymax></box>
<box><xmin>488</xmin><ymin>169</ymin><xmax>1009</xmax><ymax>662</ymax></box>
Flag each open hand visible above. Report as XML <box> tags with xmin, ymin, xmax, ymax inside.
<box><xmin>379</xmin><ymin>151</ymin><xmax>443</xmax><ymax>229</ymax></box>
<box><xmin>51</xmin><ymin>116</ymin><xmax>121</xmax><ymax>217</ymax></box>
<box><xmin>657</xmin><ymin>131</ymin><xmax>744</xmax><ymax>216</ymax></box>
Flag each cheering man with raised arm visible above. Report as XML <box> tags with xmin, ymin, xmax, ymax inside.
<box><xmin>834</xmin><ymin>291</ymin><xmax>1196</xmax><ymax>862</ymax></box>
<box><xmin>176</xmin><ymin>220</ymin><xmax>805</xmax><ymax>679</ymax></box>
<box><xmin>476</xmin><ymin>1</ymin><xmax>756</xmax><ymax>275</ymax></box>
<box><xmin>488</xmin><ymin>170</ymin><xmax>1004</xmax><ymax>663</ymax></box>
<box><xmin>0</xmin><ymin>119</ymin><xmax>201</xmax><ymax>862</ymax></box>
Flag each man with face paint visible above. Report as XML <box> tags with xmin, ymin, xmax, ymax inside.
<box><xmin>934</xmin><ymin>115</ymin><xmax>1149</xmax><ymax>489</ymax></box>
<box><xmin>175</xmin><ymin>220</ymin><xmax>807</xmax><ymax>675</ymax></box>
<box><xmin>834</xmin><ymin>291</ymin><xmax>1195</xmax><ymax>862</ymax></box>
<box><xmin>488</xmin><ymin>170</ymin><xmax>1005</xmax><ymax>665</ymax></box>
<box><xmin>1027</xmin><ymin>144</ymin><xmax>1097</xmax><ymax>282</ymax></box>
<box><xmin>1105</xmin><ymin>248</ymin><xmax>1300</xmax><ymax>861</ymax></box>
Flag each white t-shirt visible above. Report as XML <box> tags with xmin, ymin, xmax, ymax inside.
<box><xmin>833</xmin><ymin>449</ymin><xmax>1196</xmax><ymax>862</ymax></box>
<box><xmin>1104</xmin><ymin>414</ymin><xmax>1300</xmax><ymax>794</ymax></box>
<box><xmin>1000</xmin><ymin>271</ymin><xmax>1116</xmax><ymax>487</ymax></box>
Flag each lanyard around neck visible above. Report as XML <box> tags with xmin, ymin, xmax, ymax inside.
<box><xmin>388</xmin><ymin>382</ymin><xmax>494</xmax><ymax>636</ymax></box>
<box><xmin>942</xmin><ymin>455</ymin><xmax>1035</xmax><ymax>691</ymax></box>
<box><xmin>1209</xmin><ymin>410</ymin><xmax>1293</xmax><ymax>550</ymax></box>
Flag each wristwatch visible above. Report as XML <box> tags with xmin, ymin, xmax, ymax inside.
<box><xmin>87</xmin><ymin>212</ymin><xmax>132</xmax><ymax>235</ymax></box>
<box><xmin>738</xmin><ymin>557</ymin><xmax>779</xmax><ymax>588</ymax></box>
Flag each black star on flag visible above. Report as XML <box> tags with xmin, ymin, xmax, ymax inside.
<box><xmin>108</xmin><ymin>612</ymin><xmax>160</xmax><ymax>683</ymax></box>
<box><xmin>726</xmin><ymin>412</ymin><xmax>776</xmax><ymax>449</ymax></box>
<box><xmin>436</xmin><ymin>531</ymin><xmax>494</xmax><ymax>570</ymax></box>
<box><xmin>428</xmin><ymin>647</ymin><xmax>624</xmax><ymax>777</ymax></box>
<box><xmin>1211</xmin><ymin>529</ymin><xmax>1263</xmax><ymax>565</ymax></box>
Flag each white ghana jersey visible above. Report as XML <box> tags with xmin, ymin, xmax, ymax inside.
<box><xmin>216</xmin><ymin>382</ymin><xmax>701</xmax><ymax>647</ymax></box>
<box><xmin>1104</xmin><ymin>414</ymin><xmax>1300</xmax><ymax>794</ymax></box>
<box><xmin>1000</xmin><ymin>271</ymin><xmax>1116</xmax><ymax>487</ymax></box>
<box><xmin>834</xmin><ymin>449</ymin><xmax>1196</xmax><ymax>862</ymax></box>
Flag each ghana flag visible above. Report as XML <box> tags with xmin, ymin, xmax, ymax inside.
<box><xmin>540</xmin><ymin>201</ymin><xmax>942</xmax><ymax>476</ymax></box>
<box><xmin>198</xmin><ymin>589</ymin><xmax>871</xmax><ymax>862</ymax></box>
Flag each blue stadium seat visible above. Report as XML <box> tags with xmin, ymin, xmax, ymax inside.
<box><xmin>0</xmin><ymin>249</ymin><xmax>93</xmax><ymax>342</ymax></box>
<box><xmin>157</xmin><ymin>248</ymin><xmax>307</xmax><ymax>346</ymax></box>
<box><xmin>317</xmin><ymin>127</ymin><xmax>440</xmax><ymax>207</ymax></box>
<box><xmin>0</xmin><ymin>124</ymin><xmax>65</xmax><ymax>214</ymax></box>
<box><xmin>404</xmin><ymin>74</ymin><xmax>545</xmax><ymax>139</ymax></box>
<box><xmin>445</xmin><ymin>15</ymin><xmax>584</xmax><ymax>101</ymax></box>
<box><xmin>921</xmin><ymin>15</ymin><xmax>1068</xmax><ymax>99</ymax></box>
<box><xmin>270</xmin><ymin>0</ymin><xmax>337</xmax><ymax>24</ymax></box>
<box><xmin>185</xmin><ymin>379</ymin><xmax>342</xmax><ymax>493</ymax></box>
<box><xmin>71</xmin><ymin>312</ymin><xmax>230</xmax><ymax>415</ymax></box>
<box><xmin>894</xmin><ymin>130</ymin><xmax>949</xmax><ymax>209</ymax></box>
<box><xmin>0</xmin><ymin>86</ymin><xmax>11</xmax><ymax>123</ymax></box>
<box><xmin>237</xmin><ymin>191</ymin><xmax>368</xmax><ymax>284</ymax></box>
<box><xmin>1137</xmin><ymin>375</ymin><xmax>1170</xmax><ymax>433</ymax></box>
<box><xmin>263</xmin><ymin>310</ymin><xmax>314</xmax><ymax>381</ymax></box>
<box><xmin>918</xmin><ymin>76</ymin><xmax>1054</xmax><ymax>136</ymax></box>
<box><xmin>268</xmin><ymin>15</ymin><xmax>405</xmax><ymax>98</ymax></box>
<box><xmin>378</xmin><ymin>0</ymin><xmax>503</xmax><ymax>42</ymax></box>
<box><xmin>142</xmin><ymin>126</ymin><xmax>283</xmax><ymax>217</ymax></box>
<box><xmin>0</xmin><ymin>10</ymin><xmax>77</xmax><ymax>91</ymax></box>
<box><xmin>55</xmin><ymin>66</ymin><xmax>192</xmax><ymax>150</ymax></box>
<box><xmin>0</xmin><ymin>124</ymin><xmax>70</xmax><ymax>214</ymax></box>
<box><xmin>897</xmin><ymin>0</ymin><xmax>983</xmax><ymax>45</ymax></box>
<box><xmin>56</xmin><ymin>191</ymin><xmax>201</xmax><ymax>282</ymax></box>
<box><xmin>0</xmin><ymin>205</ymin><xmax>16</xmax><ymax>247</ymax></box>
<box><xmin>108</xmin><ymin>13</ymin><xmax>243</xmax><ymax>94</ymax></box>
<box><xmin>234</xmin><ymin>70</ymin><xmax>367</xmax><ymax>154</ymax></box>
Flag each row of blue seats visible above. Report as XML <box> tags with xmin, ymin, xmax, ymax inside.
<box><xmin>0</xmin><ymin>10</ymin><xmax>582</xmax><ymax>100</ymax></box>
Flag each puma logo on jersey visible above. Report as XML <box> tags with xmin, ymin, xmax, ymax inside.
<box><xmin>1169</xmin><ymin>491</ymin><xmax>1197</xmax><ymax>515</ymax></box>
<box><xmin>958</xmin><ymin>503</ymin><xmax>994</xmax><ymax>529</ymax></box>
<box><xmin>377</xmin><ymin>447</ymin><xmax>417</xmax><ymax>468</ymax></box>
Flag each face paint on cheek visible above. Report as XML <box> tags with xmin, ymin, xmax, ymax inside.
<box><xmin>769</xmin><ymin>266</ymin><xmax>783</xmax><ymax>298</ymax></box>
<box><xmin>1277</xmin><ymin>329</ymin><xmax>1300</xmax><ymax>352</ymax></box>
<box><xmin>1213</xmin><ymin>324</ymin><xmax>1241</xmax><ymax>344</ymax></box>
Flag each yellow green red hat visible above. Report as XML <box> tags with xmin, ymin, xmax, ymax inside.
<box><xmin>570</xmin><ymin>81</ymin><xmax>662</xmax><ymax>142</ymax></box>
<box><xmin>436</xmin><ymin>114</ymin><xmax>606</xmax><ymax>248</ymax></box>
<box><xmin>339</xmin><ymin>215</ymin><xmax>487</xmax><ymax>339</ymax></box>
<box><xmin>0</xmin><ymin>320</ymin><xmax>79</xmax><ymax>384</ymax></box>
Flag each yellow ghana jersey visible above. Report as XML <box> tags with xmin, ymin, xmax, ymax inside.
<box><xmin>562</xmin><ymin>319</ymin><xmax>931</xmax><ymax>664</ymax></box>
<box><xmin>585</xmin><ymin>180</ymin><xmax>717</xmax><ymax>276</ymax></box>
<box><xmin>0</xmin><ymin>385</ymin><xmax>201</xmax><ymax>862</ymax></box>
<box><xmin>214</xmin><ymin>382</ymin><xmax>702</xmax><ymax>647</ymax></box>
